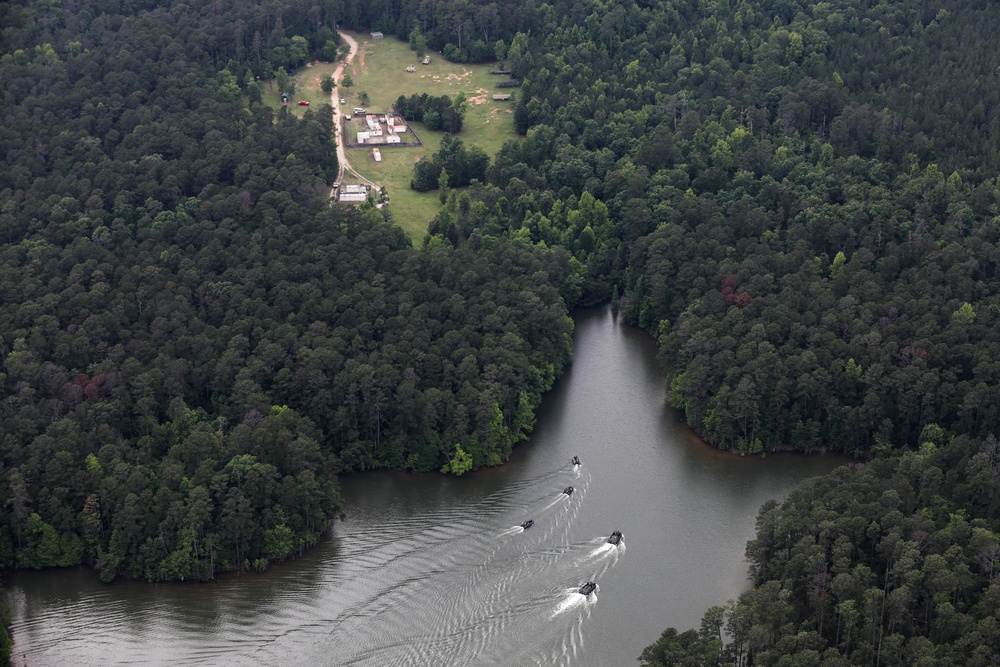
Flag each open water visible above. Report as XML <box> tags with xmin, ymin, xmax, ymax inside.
<box><xmin>6</xmin><ymin>306</ymin><xmax>847</xmax><ymax>666</ymax></box>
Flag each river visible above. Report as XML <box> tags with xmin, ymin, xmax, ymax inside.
<box><xmin>6</xmin><ymin>306</ymin><xmax>847</xmax><ymax>666</ymax></box>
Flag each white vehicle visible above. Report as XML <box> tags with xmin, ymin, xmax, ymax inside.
<box><xmin>340</xmin><ymin>98</ymin><xmax>346</xmax><ymax>104</ymax></box>
<box><xmin>353</xmin><ymin>107</ymin><xmax>366</xmax><ymax>114</ymax></box>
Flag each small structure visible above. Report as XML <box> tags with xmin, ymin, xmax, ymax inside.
<box><xmin>371</xmin><ymin>32</ymin><xmax>384</xmax><ymax>40</ymax></box>
<box><xmin>386</xmin><ymin>134</ymin><xmax>401</xmax><ymax>144</ymax></box>
<box><xmin>422</xmin><ymin>55</ymin><xmax>431</xmax><ymax>65</ymax></box>
<box><xmin>280</xmin><ymin>93</ymin><xmax>289</xmax><ymax>104</ymax></box>
<box><xmin>372</xmin><ymin>148</ymin><xmax>382</xmax><ymax>162</ymax></box>
<box><xmin>406</xmin><ymin>65</ymin><xmax>415</xmax><ymax>72</ymax></box>
<box><xmin>356</xmin><ymin>131</ymin><xmax>371</xmax><ymax>143</ymax></box>
<box><xmin>338</xmin><ymin>183</ymin><xmax>370</xmax><ymax>203</ymax></box>
<box><xmin>492</xmin><ymin>94</ymin><xmax>511</xmax><ymax>101</ymax></box>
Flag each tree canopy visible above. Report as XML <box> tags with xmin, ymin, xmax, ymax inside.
<box><xmin>0</xmin><ymin>0</ymin><xmax>576</xmax><ymax>584</ymax></box>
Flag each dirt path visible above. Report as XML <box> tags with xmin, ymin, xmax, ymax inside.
<box><xmin>330</xmin><ymin>32</ymin><xmax>378</xmax><ymax>193</ymax></box>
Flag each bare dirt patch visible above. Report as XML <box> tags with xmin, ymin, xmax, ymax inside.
<box><xmin>467</xmin><ymin>95</ymin><xmax>488</xmax><ymax>105</ymax></box>
<box><xmin>353</xmin><ymin>44</ymin><xmax>369</xmax><ymax>75</ymax></box>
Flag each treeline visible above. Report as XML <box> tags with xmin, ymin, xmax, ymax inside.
<box><xmin>0</xmin><ymin>0</ymin><xmax>343</xmax><ymax>77</ymax></box>
<box><xmin>641</xmin><ymin>435</ymin><xmax>1000</xmax><ymax>666</ymax></box>
<box><xmin>412</xmin><ymin>135</ymin><xmax>490</xmax><ymax>194</ymax></box>
<box><xmin>393</xmin><ymin>93</ymin><xmax>466</xmax><ymax>133</ymax></box>
<box><xmin>335</xmin><ymin>0</ymin><xmax>545</xmax><ymax>64</ymax></box>
<box><xmin>418</xmin><ymin>0</ymin><xmax>1000</xmax><ymax>457</ymax></box>
<box><xmin>0</xmin><ymin>0</ymin><xmax>578</xmax><ymax>584</ymax></box>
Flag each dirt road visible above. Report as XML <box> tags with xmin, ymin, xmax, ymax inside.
<box><xmin>330</xmin><ymin>32</ymin><xmax>377</xmax><ymax>191</ymax></box>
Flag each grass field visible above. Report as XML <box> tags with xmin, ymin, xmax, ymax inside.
<box><xmin>343</xmin><ymin>32</ymin><xmax>517</xmax><ymax>239</ymax></box>
<box><xmin>265</xmin><ymin>34</ymin><xmax>518</xmax><ymax>239</ymax></box>
<box><xmin>262</xmin><ymin>62</ymin><xmax>339</xmax><ymax>117</ymax></box>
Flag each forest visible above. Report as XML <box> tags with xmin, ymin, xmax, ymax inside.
<box><xmin>0</xmin><ymin>0</ymin><xmax>576</xmax><ymax>592</ymax></box>
<box><xmin>4</xmin><ymin>0</ymin><xmax>1000</xmax><ymax>663</ymax></box>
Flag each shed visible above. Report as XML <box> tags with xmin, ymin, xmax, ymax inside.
<box><xmin>492</xmin><ymin>94</ymin><xmax>512</xmax><ymax>101</ymax></box>
<box><xmin>371</xmin><ymin>32</ymin><xmax>384</xmax><ymax>39</ymax></box>
<box><xmin>372</xmin><ymin>148</ymin><xmax>382</xmax><ymax>162</ymax></box>
<box><xmin>356</xmin><ymin>131</ymin><xmax>370</xmax><ymax>143</ymax></box>
<box><xmin>339</xmin><ymin>192</ymin><xmax>368</xmax><ymax>202</ymax></box>
<box><xmin>386</xmin><ymin>134</ymin><xmax>401</xmax><ymax>144</ymax></box>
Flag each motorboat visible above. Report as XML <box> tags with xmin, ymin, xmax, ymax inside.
<box><xmin>607</xmin><ymin>530</ymin><xmax>623</xmax><ymax>545</ymax></box>
<box><xmin>578</xmin><ymin>581</ymin><xmax>597</xmax><ymax>596</ymax></box>
<box><xmin>562</xmin><ymin>486</ymin><xmax>574</xmax><ymax>495</ymax></box>
<box><xmin>520</xmin><ymin>520</ymin><xmax>534</xmax><ymax>530</ymax></box>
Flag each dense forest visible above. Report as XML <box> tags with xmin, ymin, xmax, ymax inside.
<box><xmin>417</xmin><ymin>0</ymin><xmax>1000</xmax><ymax>457</ymax></box>
<box><xmin>345</xmin><ymin>0</ymin><xmax>1000</xmax><ymax>660</ymax></box>
<box><xmin>0</xmin><ymin>0</ymin><xmax>576</xmax><ymax>586</ymax></box>
<box><xmin>5</xmin><ymin>0</ymin><xmax>1000</xmax><ymax>662</ymax></box>
<box><xmin>641</xmin><ymin>435</ymin><xmax>1000</xmax><ymax>666</ymax></box>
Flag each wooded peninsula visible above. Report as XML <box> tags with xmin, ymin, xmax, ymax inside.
<box><xmin>3</xmin><ymin>0</ymin><xmax>1000</xmax><ymax>664</ymax></box>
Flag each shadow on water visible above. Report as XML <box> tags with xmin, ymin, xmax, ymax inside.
<box><xmin>7</xmin><ymin>305</ymin><xmax>849</xmax><ymax>667</ymax></box>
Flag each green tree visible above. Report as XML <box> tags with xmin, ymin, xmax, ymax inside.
<box><xmin>441</xmin><ymin>444</ymin><xmax>473</xmax><ymax>475</ymax></box>
<box><xmin>276</xmin><ymin>66</ymin><xmax>290</xmax><ymax>94</ymax></box>
<box><xmin>439</xmin><ymin>167</ymin><xmax>450</xmax><ymax>204</ymax></box>
<box><xmin>409</xmin><ymin>26</ymin><xmax>428</xmax><ymax>58</ymax></box>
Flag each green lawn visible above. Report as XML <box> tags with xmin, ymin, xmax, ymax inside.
<box><xmin>264</xmin><ymin>34</ymin><xmax>517</xmax><ymax>240</ymax></box>
<box><xmin>342</xmin><ymin>32</ymin><xmax>516</xmax><ymax>238</ymax></box>
<box><xmin>262</xmin><ymin>62</ymin><xmax>339</xmax><ymax>117</ymax></box>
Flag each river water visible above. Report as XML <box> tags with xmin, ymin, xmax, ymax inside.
<box><xmin>6</xmin><ymin>306</ymin><xmax>847</xmax><ymax>666</ymax></box>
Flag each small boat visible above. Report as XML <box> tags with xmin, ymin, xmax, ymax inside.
<box><xmin>520</xmin><ymin>520</ymin><xmax>534</xmax><ymax>530</ymax></box>
<box><xmin>562</xmin><ymin>486</ymin><xmax>574</xmax><ymax>496</ymax></box>
<box><xmin>607</xmin><ymin>530</ymin><xmax>623</xmax><ymax>545</ymax></box>
<box><xmin>571</xmin><ymin>456</ymin><xmax>581</xmax><ymax>466</ymax></box>
<box><xmin>578</xmin><ymin>581</ymin><xmax>597</xmax><ymax>596</ymax></box>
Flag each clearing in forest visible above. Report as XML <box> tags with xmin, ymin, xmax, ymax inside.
<box><xmin>340</xmin><ymin>32</ymin><xmax>517</xmax><ymax>239</ymax></box>
<box><xmin>262</xmin><ymin>61</ymin><xmax>340</xmax><ymax>117</ymax></box>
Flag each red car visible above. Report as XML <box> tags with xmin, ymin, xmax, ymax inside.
<box><xmin>298</xmin><ymin>100</ymin><xmax>310</xmax><ymax>106</ymax></box>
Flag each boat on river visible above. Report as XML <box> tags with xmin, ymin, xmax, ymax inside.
<box><xmin>578</xmin><ymin>582</ymin><xmax>597</xmax><ymax>596</ymax></box>
<box><xmin>607</xmin><ymin>530</ymin><xmax>623</xmax><ymax>545</ymax></box>
<box><xmin>562</xmin><ymin>486</ymin><xmax>574</xmax><ymax>495</ymax></box>
<box><xmin>520</xmin><ymin>520</ymin><xmax>534</xmax><ymax>530</ymax></box>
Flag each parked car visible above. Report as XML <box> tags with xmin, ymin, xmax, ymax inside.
<box><xmin>298</xmin><ymin>100</ymin><xmax>310</xmax><ymax>106</ymax></box>
<box><xmin>340</xmin><ymin>98</ymin><xmax>346</xmax><ymax>104</ymax></box>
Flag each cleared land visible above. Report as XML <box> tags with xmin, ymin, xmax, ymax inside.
<box><xmin>341</xmin><ymin>33</ymin><xmax>516</xmax><ymax>239</ymax></box>
<box><xmin>263</xmin><ymin>62</ymin><xmax>339</xmax><ymax>117</ymax></box>
<box><xmin>263</xmin><ymin>35</ymin><xmax>517</xmax><ymax>240</ymax></box>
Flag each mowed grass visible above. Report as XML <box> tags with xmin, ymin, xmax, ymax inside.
<box><xmin>341</xmin><ymin>32</ymin><xmax>516</xmax><ymax>238</ymax></box>
<box><xmin>262</xmin><ymin>62</ymin><xmax>339</xmax><ymax>117</ymax></box>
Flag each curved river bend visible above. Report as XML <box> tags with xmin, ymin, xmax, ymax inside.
<box><xmin>6</xmin><ymin>306</ymin><xmax>846</xmax><ymax>666</ymax></box>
